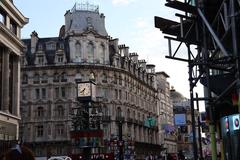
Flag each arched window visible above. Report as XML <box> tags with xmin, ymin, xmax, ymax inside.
<box><xmin>33</xmin><ymin>73</ymin><xmax>40</xmax><ymax>84</ymax></box>
<box><xmin>87</xmin><ymin>42</ymin><xmax>94</xmax><ymax>63</ymax></box>
<box><xmin>101</xmin><ymin>73</ymin><xmax>107</xmax><ymax>83</ymax></box>
<box><xmin>117</xmin><ymin>107</ymin><xmax>122</xmax><ymax>117</ymax></box>
<box><xmin>99</xmin><ymin>44</ymin><xmax>105</xmax><ymax>64</ymax></box>
<box><xmin>41</xmin><ymin>73</ymin><xmax>48</xmax><ymax>83</ymax></box>
<box><xmin>56</xmin><ymin>105</ymin><xmax>64</xmax><ymax>117</ymax></box>
<box><xmin>75</xmin><ymin>42</ymin><xmax>81</xmax><ymax>62</ymax></box>
<box><xmin>102</xmin><ymin>105</ymin><xmax>108</xmax><ymax>116</ymax></box>
<box><xmin>37</xmin><ymin>107</ymin><xmax>44</xmax><ymax>117</ymax></box>
<box><xmin>22</xmin><ymin>74</ymin><xmax>28</xmax><ymax>84</ymax></box>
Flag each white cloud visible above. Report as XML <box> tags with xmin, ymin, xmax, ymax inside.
<box><xmin>112</xmin><ymin>0</ymin><xmax>135</xmax><ymax>5</ymax></box>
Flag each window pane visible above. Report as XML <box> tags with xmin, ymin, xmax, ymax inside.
<box><xmin>87</xmin><ymin>43</ymin><xmax>94</xmax><ymax>63</ymax></box>
<box><xmin>42</xmin><ymin>88</ymin><xmax>46</xmax><ymax>99</ymax></box>
<box><xmin>61</xmin><ymin>87</ymin><xmax>65</xmax><ymax>97</ymax></box>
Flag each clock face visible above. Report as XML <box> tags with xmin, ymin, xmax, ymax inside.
<box><xmin>77</xmin><ymin>83</ymin><xmax>91</xmax><ymax>97</ymax></box>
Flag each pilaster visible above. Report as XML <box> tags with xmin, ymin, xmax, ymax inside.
<box><xmin>2</xmin><ymin>48</ymin><xmax>9</xmax><ymax>113</ymax></box>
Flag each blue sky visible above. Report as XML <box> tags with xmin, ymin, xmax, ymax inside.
<box><xmin>14</xmin><ymin>0</ymin><xmax>204</xmax><ymax>103</ymax></box>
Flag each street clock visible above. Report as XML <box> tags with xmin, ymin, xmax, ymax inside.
<box><xmin>77</xmin><ymin>81</ymin><xmax>96</xmax><ymax>101</ymax></box>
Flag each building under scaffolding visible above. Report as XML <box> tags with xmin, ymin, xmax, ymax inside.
<box><xmin>155</xmin><ymin>0</ymin><xmax>240</xmax><ymax>160</ymax></box>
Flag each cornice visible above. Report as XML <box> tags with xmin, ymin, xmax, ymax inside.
<box><xmin>21</xmin><ymin>63</ymin><xmax>157</xmax><ymax>91</ymax></box>
<box><xmin>0</xmin><ymin>23</ymin><xmax>25</xmax><ymax>54</ymax></box>
<box><xmin>1</xmin><ymin>0</ymin><xmax>29</xmax><ymax>26</ymax></box>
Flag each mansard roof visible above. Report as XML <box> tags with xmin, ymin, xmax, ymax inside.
<box><xmin>22</xmin><ymin>37</ymin><xmax>70</xmax><ymax>65</ymax></box>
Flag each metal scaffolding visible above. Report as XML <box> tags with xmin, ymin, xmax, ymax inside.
<box><xmin>155</xmin><ymin>0</ymin><xmax>240</xmax><ymax>160</ymax></box>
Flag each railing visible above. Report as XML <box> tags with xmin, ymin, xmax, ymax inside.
<box><xmin>72</xmin><ymin>2</ymin><xmax>99</xmax><ymax>13</ymax></box>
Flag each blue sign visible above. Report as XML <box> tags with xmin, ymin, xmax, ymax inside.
<box><xmin>174</xmin><ymin>114</ymin><xmax>186</xmax><ymax>126</ymax></box>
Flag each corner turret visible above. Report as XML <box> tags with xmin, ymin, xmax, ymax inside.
<box><xmin>64</xmin><ymin>2</ymin><xmax>108</xmax><ymax>37</ymax></box>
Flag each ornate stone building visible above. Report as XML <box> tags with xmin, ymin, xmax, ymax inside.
<box><xmin>0</xmin><ymin>0</ymin><xmax>28</xmax><ymax>154</ymax></box>
<box><xmin>20</xmin><ymin>3</ymin><xmax>172</xmax><ymax>159</ymax></box>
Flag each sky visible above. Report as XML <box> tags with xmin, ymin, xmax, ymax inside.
<box><xmin>14</xmin><ymin>0</ymin><xmax>204</xmax><ymax>110</ymax></box>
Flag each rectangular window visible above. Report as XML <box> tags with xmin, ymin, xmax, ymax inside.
<box><xmin>119</xmin><ymin>90</ymin><xmax>122</xmax><ymax>100</ymax></box>
<box><xmin>58</xmin><ymin>55</ymin><xmax>63</xmax><ymax>63</ymax></box>
<box><xmin>35</xmin><ymin>88</ymin><xmax>40</xmax><ymax>99</ymax></box>
<box><xmin>114</xmin><ymin>89</ymin><xmax>118</xmax><ymax>99</ymax></box>
<box><xmin>55</xmin><ymin>87</ymin><xmax>59</xmax><ymax>98</ymax></box>
<box><xmin>61</xmin><ymin>87</ymin><xmax>65</xmax><ymax>97</ymax></box>
<box><xmin>22</xmin><ymin>89</ymin><xmax>26</xmax><ymax>100</ymax></box>
<box><xmin>36</xmin><ymin>125</ymin><xmax>43</xmax><ymax>137</ymax></box>
<box><xmin>10</xmin><ymin>20</ymin><xmax>17</xmax><ymax>35</ymax></box>
<box><xmin>59</xmin><ymin>43</ymin><xmax>64</xmax><ymax>50</ymax></box>
<box><xmin>56</xmin><ymin>124</ymin><xmax>64</xmax><ymax>136</ymax></box>
<box><xmin>38</xmin><ymin>56</ymin><xmax>44</xmax><ymax>65</ymax></box>
<box><xmin>42</xmin><ymin>88</ymin><xmax>46</xmax><ymax>99</ymax></box>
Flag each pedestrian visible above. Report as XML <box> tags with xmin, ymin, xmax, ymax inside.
<box><xmin>2</xmin><ymin>144</ymin><xmax>35</xmax><ymax>160</ymax></box>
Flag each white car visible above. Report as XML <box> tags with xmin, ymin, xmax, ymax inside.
<box><xmin>48</xmin><ymin>156</ymin><xmax>72</xmax><ymax>160</ymax></box>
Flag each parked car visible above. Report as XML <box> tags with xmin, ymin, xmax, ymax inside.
<box><xmin>48</xmin><ymin>156</ymin><xmax>72</xmax><ymax>160</ymax></box>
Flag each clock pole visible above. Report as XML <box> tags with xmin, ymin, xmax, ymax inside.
<box><xmin>71</xmin><ymin>79</ymin><xmax>97</xmax><ymax>159</ymax></box>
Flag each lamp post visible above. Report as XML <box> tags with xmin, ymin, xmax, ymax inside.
<box><xmin>118</xmin><ymin>118</ymin><xmax>123</xmax><ymax>160</ymax></box>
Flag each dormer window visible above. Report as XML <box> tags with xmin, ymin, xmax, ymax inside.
<box><xmin>37</xmin><ymin>55</ymin><xmax>44</xmax><ymax>65</ymax></box>
<box><xmin>57</xmin><ymin>55</ymin><xmax>63</xmax><ymax>63</ymax></box>
<box><xmin>59</xmin><ymin>43</ymin><xmax>64</xmax><ymax>50</ymax></box>
<box><xmin>46</xmin><ymin>42</ymin><xmax>56</xmax><ymax>50</ymax></box>
<box><xmin>38</xmin><ymin>44</ymin><xmax>43</xmax><ymax>51</ymax></box>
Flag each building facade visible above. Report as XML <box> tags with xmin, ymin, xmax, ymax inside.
<box><xmin>0</xmin><ymin>0</ymin><xmax>28</xmax><ymax>154</ymax></box>
<box><xmin>20</xmin><ymin>3</ymin><xmax>171</xmax><ymax>159</ymax></box>
<box><xmin>170</xmin><ymin>88</ymin><xmax>198</xmax><ymax>159</ymax></box>
<box><xmin>156</xmin><ymin>73</ymin><xmax>177</xmax><ymax>158</ymax></box>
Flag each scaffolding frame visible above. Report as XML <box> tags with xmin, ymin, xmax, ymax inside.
<box><xmin>155</xmin><ymin>0</ymin><xmax>240</xmax><ymax>160</ymax></box>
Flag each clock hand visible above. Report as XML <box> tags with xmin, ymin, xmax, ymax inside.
<box><xmin>80</xmin><ymin>88</ymin><xmax>85</xmax><ymax>93</ymax></box>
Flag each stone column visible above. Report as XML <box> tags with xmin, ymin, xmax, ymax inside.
<box><xmin>2</xmin><ymin>48</ymin><xmax>9</xmax><ymax>113</ymax></box>
<box><xmin>13</xmin><ymin>55</ymin><xmax>20</xmax><ymax>116</ymax></box>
